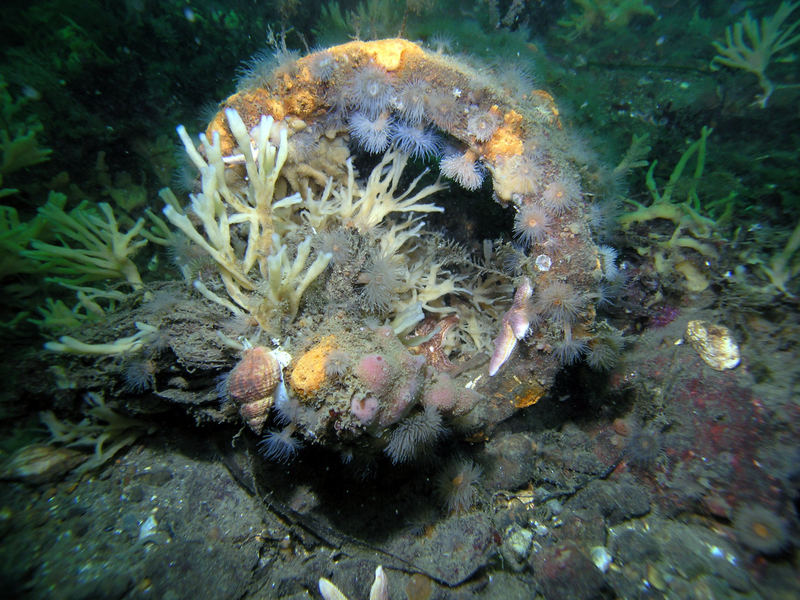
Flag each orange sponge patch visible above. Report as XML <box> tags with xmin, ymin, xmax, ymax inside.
<box><xmin>285</xmin><ymin>89</ymin><xmax>319</xmax><ymax>118</ymax></box>
<box><xmin>484</xmin><ymin>110</ymin><xmax>524</xmax><ymax>160</ymax></box>
<box><xmin>290</xmin><ymin>336</ymin><xmax>337</xmax><ymax>396</ymax></box>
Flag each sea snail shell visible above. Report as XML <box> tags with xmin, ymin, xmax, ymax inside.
<box><xmin>226</xmin><ymin>346</ymin><xmax>282</xmax><ymax>434</ymax></box>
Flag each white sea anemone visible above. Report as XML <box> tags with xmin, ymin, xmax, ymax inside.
<box><xmin>395</xmin><ymin>78</ymin><xmax>430</xmax><ymax>124</ymax></box>
<box><xmin>535</xmin><ymin>281</ymin><xmax>585</xmax><ymax>324</ymax></box>
<box><xmin>346</xmin><ymin>63</ymin><xmax>395</xmax><ymax>117</ymax></box>
<box><xmin>358</xmin><ymin>254</ymin><xmax>402</xmax><ymax>313</ymax></box>
<box><xmin>436</xmin><ymin>459</ymin><xmax>482</xmax><ymax>513</ymax></box>
<box><xmin>259</xmin><ymin>425</ymin><xmax>303</xmax><ymax>463</ymax></box>
<box><xmin>384</xmin><ymin>405</ymin><xmax>445</xmax><ymax>464</ymax></box>
<box><xmin>348</xmin><ymin>111</ymin><xmax>394</xmax><ymax>154</ymax></box>
<box><xmin>440</xmin><ymin>150</ymin><xmax>484</xmax><ymax>190</ymax></box>
<box><xmin>467</xmin><ymin>110</ymin><xmax>501</xmax><ymax>142</ymax></box>
<box><xmin>513</xmin><ymin>204</ymin><xmax>551</xmax><ymax>246</ymax></box>
<box><xmin>541</xmin><ymin>176</ymin><xmax>581</xmax><ymax>215</ymax></box>
<box><xmin>392</xmin><ymin>123</ymin><xmax>441</xmax><ymax>160</ymax></box>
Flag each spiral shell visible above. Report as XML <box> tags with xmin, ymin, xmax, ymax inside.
<box><xmin>227</xmin><ymin>347</ymin><xmax>282</xmax><ymax>434</ymax></box>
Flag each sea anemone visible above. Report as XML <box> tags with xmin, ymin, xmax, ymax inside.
<box><xmin>287</xmin><ymin>127</ymin><xmax>320</xmax><ymax>162</ymax></box>
<box><xmin>733</xmin><ymin>505</ymin><xmax>791</xmax><ymax>555</ymax></box>
<box><xmin>625</xmin><ymin>427</ymin><xmax>664</xmax><ymax>470</ymax></box>
<box><xmin>235</xmin><ymin>49</ymin><xmax>274</xmax><ymax>90</ymax></box>
<box><xmin>168</xmin><ymin>232</ymin><xmax>216</xmax><ymax>279</ymax></box>
<box><xmin>259</xmin><ymin>424</ymin><xmax>303</xmax><ymax>463</ymax></box>
<box><xmin>513</xmin><ymin>204</ymin><xmax>551</xmax><ymax>246</ymax></box>
<box><xmin>395</xmin><ymin>78</ymin><xmax>430</xmax><ymax>124</ymax></box>
<box><xmin>440</xmin><ymin>150</ymin><xmax>484</xmax><ymax>190</ymax></box>
<box><xmin>493</xmin><ymin>62</ymin><xmax>535</xmax><ymax>97</ymax></box>
<box><xmin>307</xmin><ymin>49</ymin><xmax>337</xmax><ymax>81</ymax></box>
<box><xmin>467</xmin><ymin>110</ymin><xmax>501</xmax><ymax>142</ymax></box>
<box><xmin>541</xmin><ymin>177</ymin><xmax>581</xmax><ymax>215</ymax></box>
<box><xmin>273</xmin><ymin>386</ymin><xmax>301</xmax><ymax>425</ymax></box>
<box><xmin>428</xmin><ymin>33</ymin><xmax>453</xmax><ymax>54</ymax></box>
<box><xmin>427</xmin><ymin>90</ymin><xmax>461</xmax><ymax>130</ymax></box>
<box><xmin>587</xmin><ymin>198</ymin><xmax>621</xmax><ymax>241</ymax></box>
<box><xmin>585</xmin><ymin>330</ymin><xmax>624</xmax><ymax>370</ymax></box>
<box><xmin>346</xmin><ymin>63</ymin><xmax>394</xmax><ymax>117</ymax></box>
<box><xmin>122</xmin><ymin>358</ymin><xmax>155</xmax><ymax>393</ymax></box>
<box><xmin>237</xmin><ymin>47</ymin><xmax>300</xmax><ymax>91</ymax></box>
<box><xmin>587</xmin><ymin>203</ymin><xmax>607</xmax><ymax>234</ymax></box>
<box><xmin>589</xmin><ymin>283</ymin><xmax>616</xmax><ymax>309</ymax></box>
<box><xmin>144</xmin><ymin>328</ymin><xmax>172</xmax><ymax>355</ymax></box>
<box><xmin>324</xmin><ymin>349</ymin><xmax>351</xmax><ymax>378</ymax></box>
<box><xmin>436</xmin><ymin>459</ymin><xmax>482</xmax><ymax>513</ymax></box>
<box><xmin>597</xmin><ymin>245</ymin><xmax>620</xmax><ymax>281</ymax></box>
<box><xmin>392</xmin><ymin>123</ymin><xmax>441</xmax><ymax>160</ymax></box>
<box><xmin>585</xmin><ymin>338</ymin><xmax>616</xmax><ymax>370</ymax></box>
<box><xmin>172</xmin><ymin>156</ymin><xmax>200</xmax><ymax>194</ymax></box>
<box><xmin>221</xmin><ymin>311</ymin><xmax>260</xmax><ymax>340</ymax></box>
<box><xmin>384</xmin><ymin>405</ymin><xmax>445</xmax><ymax>464</ymax></box>
<box><xmin>348</xmin><ymin>111</ymin><xmax>394</xmax><ymax>154</ymax></box>
<box><xmin>317</xmin><ymin>228</ymin><xmax>352</xmax><ymax>266</ymax></box>
<box><xmin>553</xmin><ymin>331</ymin><xmax>588</xmax><ymax>365</ymax></box>
<box><xmin>534</xmin><ymin>281</ymin><xmax>584</xmax><ymax>324</ymax></box>
<box><xmin>358</xmin><ymin>254</ymin><xmax>402</xmax><ymax>313</ymax></box>
<box><xmin>558</xmin><ymin>128</ymin><xmax>600</xmax><ymax>170</ymax></box>
<box><xmin>501</xmin><ymin>154</ymin><xmax>542</xmax><ymax>195</ymax></box>
<box><xmin>215</xmin><ymin>372</ymin><xmax>230</xmax><ymax>400</ymax></box>
<box><xmin>142</xmin><ymin>290</ymin><xmax>180</xmax><ymax>316</ymax></box>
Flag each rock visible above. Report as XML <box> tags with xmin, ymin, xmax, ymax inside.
<box><xmin>530</xmin><ymin>542</ymin><xmax>606</xmax><ymax>600</ymax></box>
<box><xmin>571</xmin><ymin>479</ymin><xmax>651</xmax><ymax>525</ymax></box>
<box><xmin>609</xmin><ymin>527</ymin><xmax>661</xmax><ymax>566</ymax></box>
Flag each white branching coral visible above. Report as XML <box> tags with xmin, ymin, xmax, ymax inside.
<box><xmin>332</xmin><ymin>149</ymin><xmax>445</xmax><ymax>231</ymax></box>
<box><xmin>409</xmin><ymin>261</ymin><xmax>471</xmax><ymax>314</ymax></box>
<box><xmin>162</xmin><ymin>109</ymin><xmax>332</xmax><ymax>329</ymax></box>
<box><xmin>45</xmin><ymin>321</ymin><xmax>158</xmax><ymax>354</ymax></box>
<box><xmin>41</xmin><ymin>106</ymin><xmax>482</xmax><ymax>357</ymax></box>
<box><xmin>40</xmin><ymin>391</ymin><xmax>153</xmax><ymax>475</ymax></box>
<box><xmin>24</xmin><ymin>192</ymin><xmax>147</xmax><ymax>289</ymax></box>
<box><xmin>711</xmin><ymin>1</ymin><xmax>800</xmax><ymax>108</ymax></box>
<box><xmin>161</xmin><ymin>107</ymin><xmax>478</xmax><ymax>338</ymax></box>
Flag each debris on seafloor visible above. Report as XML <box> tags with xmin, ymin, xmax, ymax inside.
<box><xmin>319</xmin><ymin>565</ymin><xmax>388</xmax><ymax>600</ymax></box>
<box><xmin>685</xmin><ymin>319</ymin><xmax>741</xmax><ymax>370</ymax></box>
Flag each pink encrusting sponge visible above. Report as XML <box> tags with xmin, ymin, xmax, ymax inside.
<box><xmin>354</xmin><ymin>354</ymin><xmax>392</xmax><ymax>395</ymax></box>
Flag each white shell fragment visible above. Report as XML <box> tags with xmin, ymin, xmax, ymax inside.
<box><xmin>318</xmin><ymin>565</ymin><xmax>388</xmax><ymax>600</ymax></box>
<box><xmin>535</xmin><ymin>254</ymin><xmax>552</xmax><ymax>272</ymax></box>
<box><xmin>138</xmin><ymin>513</ymin><xmax>160</xmax><ymax>543</ymax></box>
<box><xmin>590</xmin><ymin>545</ymin><xmax>613</xmax><ymax>573</ymax></box>
<box><xmin>507</xmin><ymin>526</ymin><xmax>534</xmax><ymax>561</ymax></box>
<box><xmin>685</xmin><ymin>320</ymin><xmax>740</xmax><ymax>370</ymax></box>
